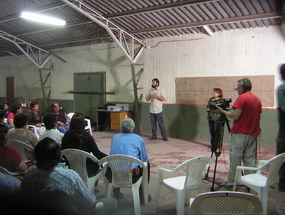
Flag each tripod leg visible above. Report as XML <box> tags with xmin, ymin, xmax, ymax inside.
<box><xmin>211</xmin><ymin>155</ymin><xmax>219</xmax><ymax>191</ymax></box>
<box><xmin>205</xmin><ymin>150</ymin><xmax>214</xmax><ymax>180</ymax></box>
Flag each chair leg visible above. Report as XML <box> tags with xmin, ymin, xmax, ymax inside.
<box><xmin>142</xmin><ymin>173</ymin><xmax>149</xmax><ymax>205</ymax></box>
<box><xmin>153</xmin><ymin>182</ymin><xmax>162</xmax><ymax>212</ymax></box>
<box><xmin>132</xmin><ymin>185</ymin><xmax>141</xmax><ymax>215</ymax></box>
<box><xmin>176</xmin><ymin>190</ymin><xmax>185</xmax><ymax>215</ymax></box>
<box><xmin>107</xmin><ymin>184</ymin><xmax>113</xmax><ymax>198</ymax></box>
<box><xmin>259</xmin><ymin>188</ymin><xmax>268</xmax><ymax>215</ymax></box>
<box><xmin>274</xmin><ymin>183</ymin><xmax>281</xmax><ymax>214</ymax></box>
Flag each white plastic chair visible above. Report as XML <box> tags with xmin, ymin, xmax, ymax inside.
<box><xmin>189</xmin><ymin>191</ymin><xmax>262</xmax><ymax>215</ymax></box>
<box><xmin>28</xmin><ymin>124</ymin><xmax>39</xmax><ymax>139</ymax></box>
<box><xmin>7</xmin><ymin>139</ymin><xmax>34</xmax><ymax>161</ymax></box>
<box><xmin>67</xmin><ymin>113</ymin><xmax>92</xmax><ymax>136</ymax></box>
<box><xmin>154</xmin><ymin>156</ymin><xmax>213</xmax><ymax>215</ymax></box>
<box><xmin>0</xmin><ymin>165</ymin><xmax>26</xmax><ymax>176</ymax></box>
<box><xmin>233</xmin><ymin>153</ymin><xmax>285</xmax><ymax>215</ymax></box>
<box><xmin>67</xmin><ymin>112</ymin><xmax>74</xmax><ymax>121</ymax></box>
<box><xmin>98</xmin><ymin>155</ymin><xmax>149</xmax><ymax>215</ymax></box>
<box><xmin>61</xmin><ymin>148</ymin><xmax>103</xmax><ymax>194</ymax></box>
<box><xmin>85</xmin><ymin>118</ymin><xmax>93</xmax><ymax>136</ymax></box>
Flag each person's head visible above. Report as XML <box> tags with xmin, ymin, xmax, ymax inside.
<box><xmin>280</xmin><ymin>64</ymin><xmax>285</xmax><ymax>81</ymax></box>
<box><xmin>11</xmin><ymin>104</ymin><xmax>23</xmax><ymax>114</ymax></box>
<box><xmin>14</xmin><ymin>113</ymin><xmax>28</xmax><ymax>129</ymax></box>
<box><xmin>43</xmin><ymin>113</ymin><xmax>58</xmax><ymax>130</ymax></box>
<box><xmin>30</xmin><ymin>102</ymin><xmax>39</xmax><ymax>112</ymax></box>
<box><xmin>213</xmin><ymin>88</ymin><xmax>223</xmax><ymax>98</ymax></box>
<box><xmin>121</xmin><ymin>118</ymin><xmax>135</xmax><ymax>133</ymax></box>
<box><xmin>152</xmin><ymin>78</ymin><xmax>160</xmax><ymax>89</ymax></box>
<box><xmin>236</xmin><ymin>78</ymin><xmax>252</xmax><ymax>95</ymax></box>
<box><xmin>0</xmin><ymin>124</ymin><xmax>9</xmax><ymax>147</ymax></box>
<box><xmin>70</xmin><ymin>112</ymin><xmax>85</xmax><ymax>134</ymax></box>
<box><xmin>35</xmin><ymin>137</ymin><xmax>61</xmax><ymax>170</ymax></box>
<box><xmin>0</xmin><ymin>102</ymin><xmax>9</xmax><ymax>111</ymax></box>
<box><xmin>50</xmin><ymin>102</ymin><xmax>60</xmax><ymax>113</ymax></box>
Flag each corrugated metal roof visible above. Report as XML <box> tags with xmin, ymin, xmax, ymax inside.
<box><xmin>0</xmin><ymin>0</ymin><xmax>283</xmax><ymax>57</ymax></box>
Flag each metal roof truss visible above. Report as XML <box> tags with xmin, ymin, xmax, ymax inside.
<box><xmin>61</xmin><ymin>0</ymin><xmax>145</xmax><ymax>63</ymax></box>
<box><xmin>0</xmin><ymin>30</ymin><xmax>51</xmax><ymax>69</ymax></box>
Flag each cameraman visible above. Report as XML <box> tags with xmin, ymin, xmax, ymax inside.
<box><xmin>206</xmin><ymin>88</ymin><xmax>223</xmax><ymax>151</ymax></box>
<box><xmin>216</xmin><ymin>78</ymin><xmax>262</xmax><ymax>189</ymax></box>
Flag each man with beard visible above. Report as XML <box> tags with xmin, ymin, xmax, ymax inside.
<box><xmin>146</xmin><ymin>78</ymin><xmax>168</xmax><ymax>141</ymax></box>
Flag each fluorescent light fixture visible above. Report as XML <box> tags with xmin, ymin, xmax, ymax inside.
<box><xmin>20</xmin><ymin>12</ymin><xmax>66</xmax><ymax>26</ymax></box>
<box><xmin>202</xmin><ymin>25</ymin><xmax>214</xmax><ymax>37</ymax></box>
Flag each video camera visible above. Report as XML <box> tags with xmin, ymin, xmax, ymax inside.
<box><xmin>210</xmin><ymin>98</ymin><xmax>232</xmax><ymax>111</ymax></box>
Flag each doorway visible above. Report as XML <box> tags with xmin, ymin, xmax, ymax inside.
<box><xmin>73</xmin><ymin>72</ymin><xmax>106</xmax><ymax>123</ymax></box>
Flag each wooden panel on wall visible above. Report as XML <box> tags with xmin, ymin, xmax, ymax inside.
<box><xmin>175</xmin><ymin>75</ymin><xmax>274</xmax><ymax>107</ymax></box>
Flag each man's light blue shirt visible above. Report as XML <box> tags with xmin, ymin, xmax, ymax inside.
<box><xmin>110</xmin><ymin>133</ymin><xmax>148</xmax><ymax>169</ymax></box>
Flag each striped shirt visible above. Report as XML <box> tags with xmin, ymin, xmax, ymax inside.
<box><xmin>22</xmin><ymin>164</ymin><xmax>96</xmax><ymax>210</ymax></box>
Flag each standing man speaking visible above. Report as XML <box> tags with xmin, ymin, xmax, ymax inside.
<box><xmin>216</xmin><ymin>78</ymin><xmax>262</xmax><ymax>188</ymax></box>
<box><xmin>146</xmin><ymin>78</ymin><xmax>168</xmax><ymax>141</ymax></box>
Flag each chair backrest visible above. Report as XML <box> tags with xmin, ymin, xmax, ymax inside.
<box><xmin>67</xmin><ymin>112</ymin><xmax>74</xmax><ymax>121</ymax></box>
<box><xmin>99</xmin><ymin>155</ymin><xmax>146</xmax><ymax>187</ymax></box>
<box><xmin>179</xmin><ymin>156</ymin><xmax>213</xmax><ymax>189</ymax></box>
<box><xmin>263</xmin><ymin>153</ymin><xmax>285</xmax><ymax>187</ymax></box>
<box><xmin>190</xmin><ymin>191</ymin><xmax>262</xmax><ymax>215</ymax></box>
<box><xmin>85</xmin><ymin>119</ymin><xmax>92</xmax><ymax>136</ymax></box>
<box><xmin>0</xmin><ymin>165</ymin><xmax>25</xmax><ymax>176</ymax></box>
<box><xmin>28</xmin><ymin>125</ymin><xmax>39</xmax><ymax>139</ymax></box>
<box><xmin>61</xmin><ymin>148</ymin><xmax>99</xmax><ymax>183</ymax></box>
<box><xmin>7</xmin><ymin>139</ymin><xmax>34</xmax><ymax>161</ymax></box>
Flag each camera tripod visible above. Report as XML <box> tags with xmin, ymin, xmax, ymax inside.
<box><xmin>205</xmin><ymin>113</ymin><xmax>230</xmax><ymax>191</ymax></box>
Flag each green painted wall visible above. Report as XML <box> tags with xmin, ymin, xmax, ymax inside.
<box><xmin>2</xmin><ymin>96</ymin><xmax>278</xmax><ymax>146</ymax></box>
<box><xmin>139</xmin><ymin>103</ymin><xmax>278</xmax><ymax>146</ymax></box>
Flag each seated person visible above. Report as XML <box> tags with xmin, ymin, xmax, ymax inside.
<box><xmin>0</xmin><ymin>102</ymin><xmax>10</xmax><ymax>118</ymax></box>
<box><xmin>50</xmin><ymin>102</ymin><xmax>69</xmax><ymax>134</ymax></box>
<box><xmin>39</xmin><ymin>113</ymin><xmax>63</xmax><ymax>145</ymax></box>
<box><xmin>7</xmin><ymin>113</ymin><xmax>38</xmax><ymax>149</ymax></box>
<box><xmin>21</xmin><ymin>137</ymin><xmax>117</xmax><ymax>215</ymax></box>
<box><xmin>7</xmin><ymin>104</ymin><xmax>23</xmax><ymax>127</ymax></box>
<box><xmin>0</xmin><ymin>124</ymin><xmax>28</xmax><ymax>173</ymax></box>
<box><xmin>106</xmin><ymin>118</ymin><xmax>150</xmax><ymax>200</ymax></box>
<box><xmin>27</xmin><ymin>102</ymin><xmax>43</xmax><ymax>127</ymax></box>
<box><xmin>62</xmin><ymin>112</ymin><xmax>107</xmax><ymax>177</ymax></box>
<box><xmin>0</xmin><ymin>110</ymin><xmax>12</xmax><ymax>130</ymax></box>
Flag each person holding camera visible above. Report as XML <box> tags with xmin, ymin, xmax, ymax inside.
<box><xmin>216</xmin><ymin>78</ymin><xmax>262</xmax><ymax>189</ymax></box>
<box><xmin>206</xmin><ymin>88</ymin><xmax>223</xmax><ymax>151</ymax></box>
<box><xmin>276</xmin><ymin>64</ymin><xmax>285</xmax><ymax>192</ymax></box>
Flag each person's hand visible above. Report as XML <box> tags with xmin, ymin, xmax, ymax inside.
<box><xmin>153</xmin><ymin>93</ymin><xmax>159</xmax><ymax>99</ymax></box>
<box><xmin>214</xmin><ymin>106</ymin><xmax>223</xmax><ymax>114</ymax></box>
<box><xmin>58</xmin><ymin>121</ymin><xmax>64</xmax><ymax>126</ymax></box>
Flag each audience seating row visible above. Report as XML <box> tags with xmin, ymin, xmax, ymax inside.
<box><xmin>3</xmin><ymin>137</ymin><xmax>285</xmax><ymax>215</ymax></box>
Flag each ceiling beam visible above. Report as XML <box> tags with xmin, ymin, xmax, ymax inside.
<box><xmin>128</xmin><ymin>12</ymin><xmax>282</xmax><ymax>34</ymax></box>
<box><xmin>106</xmin><ymin>0</ymin><xmax>220</xmax><ymax>19</ymax></box>
<box><xmin>61</xmin><ymin>0</ymin><xmax>145</xmax><ymax>63</ymax></box>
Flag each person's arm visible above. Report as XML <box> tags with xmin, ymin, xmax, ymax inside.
<box><xmin>216</xmin><ymin>107</ymin><xmax>242</xmax><ymax>121</ymax></box>
<box><xmin>73</xmin><ymin>171</ymin><xmax>97</xmax><ymax>210</ymax></box>
<box><xmin>146</xmin><ymin>91</ymin><xmax>151</xmax><ymax>101</ymax></box>
<box><xmin>85</xmin><ymin>134</ymin><xmax>107</xmax><ymax>159</ymax></box>
<box><xmin>153</xmin><ymin>93</ymin><xmax>166</xmax><ymax>101</ymax></box>
<box><xmin>17</xmin><ymin>160</ymin><xmax>28</xmax><ymax>172</ymax></box>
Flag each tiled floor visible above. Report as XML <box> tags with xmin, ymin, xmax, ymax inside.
<box><xmin>93</xmin><ymin>131</ymin><xmax>284</xmax><ymax>215</ymax></box>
